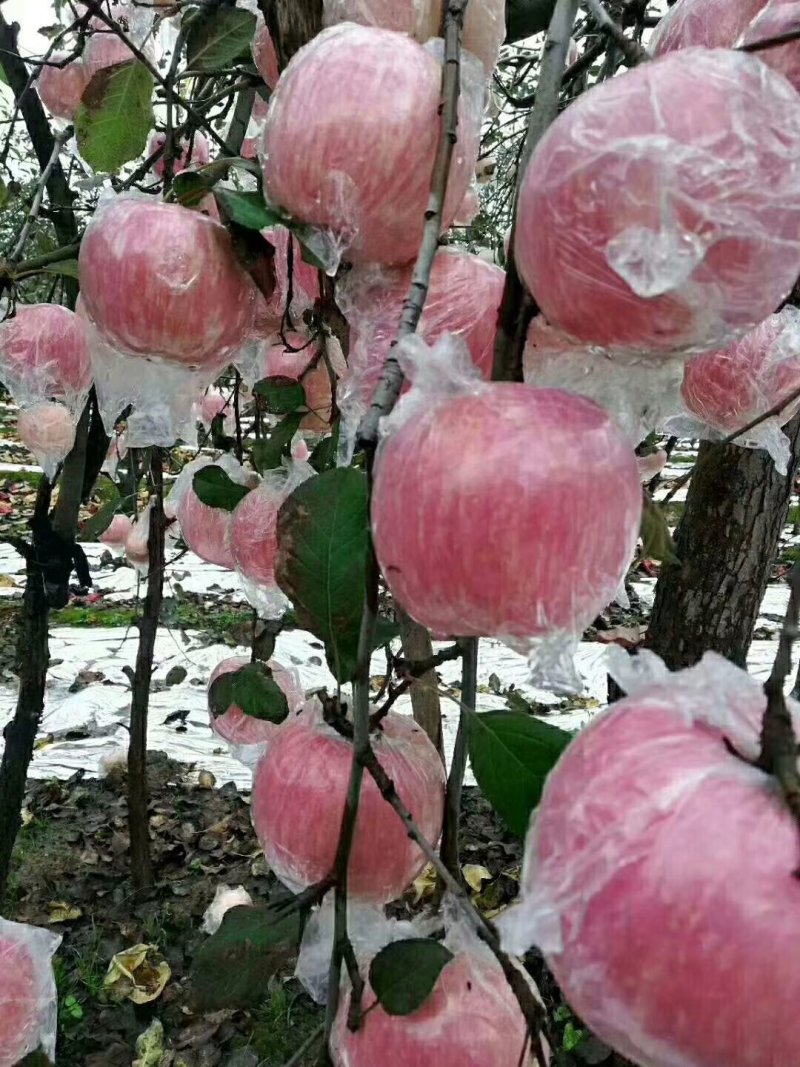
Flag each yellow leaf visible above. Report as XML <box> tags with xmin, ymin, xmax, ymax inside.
<box><xmin>462</xmin><ymin>864</ymin><xmax>492</xmax><ymax>894</ymax></box>
<box><xmin>197</xmin><ymin>769</ymin><xmax>216</xmax><ymax>789</ymax></box>
<box><xmin>0</xmin><ymin>573</ymin><xmax>17</xmax><ymax>587</ymax></box>
<box><xmin>103</xmin><ymin>944</ymin><xmax>171</xmax><ymax>1004</ymax></box>
<box><xmin>411</xmin><ymin>864</ymin><xmax>437</xmax><ymax>904</ymax></box>
<box><xmin>48</xmin><ymin>901</ymin><xmax>82</xmax><ymax>924</ymax></box>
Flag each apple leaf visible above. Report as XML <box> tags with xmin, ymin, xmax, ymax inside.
<box><xmin>370</xmin><ymin>939</ymin><xmax>453</xmax><ymax>1016</ymax></box>
<box><xmin>185</xmin><ymin>7</ymin><xmax>256</xmax><ymax>70</ymax></box>
<box><xmin>75</xmin><ymin>60</ymin><xmax>154</xmax><ymax>173</ymax></box>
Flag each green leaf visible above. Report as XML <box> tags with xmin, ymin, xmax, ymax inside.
<box><xmin>374</xmin><ymin>614</ymin><xmax>400</xmax><ymax>649</ymax></box>
<box><xmin>75</xmin><ymin>60</ymin><xmax>154</xmax><ymax>172</ymax></box>
<box><xmin>209</xmin><ymin>661</ymin><xmax>290</xmax><ymax>723</ymax></box>
<box><xmin>215</xmin><ymin>189</ymin><xmax>284</xmax><ymax>231</ymax></box>
<box><xmin>172</xmin><ymin>169</ymin><xmax>216</xmax><ymax>208</ymax></box>
<box><xmin>185</xmin><ymin>7</ymin><xmax>257</xmax><ymax>70</ymax></box>
<box><xmin>252</xmin><ymin>411</ymin><xmax>303</xmax><ymax>473</ymax></box>
<box><xmin>640</xmin><ymin>492</ymin><xmax>680</xmax><ymax>565</ymax></box>
<box><xmin>466</xmin><ymin>710</ymin><xmax>572</xmax><ymax>837</ymax></box>
<box><xmin>309</xmin><ymin>421</ymin><xmax>340</xmax><ymax>473</ymax></box>
<box><xmin>38</xmin><ymin>259</ymin><xmax>80</xmax><ymax>280</ymax></box>
<box><xmin>0</xmin><ymin>178</ymin><xmax>10</xmax><ymax>211</ymax></box>
<box><xmin>253</xmin><ymin>376</ymin><xmax>307</xmax><ymax>416</ymax></box>
<box><xmin>81</xmin><ymin>478</ymin><xmax>121</xmax><ymax>541</ymax></box>
<box><xmin>192</xmin><ymin>467</ymin><xmax>251</xmax><ymax>512</ymax></box>
<box><xmin>276</xmin><ymin>468</ymin><xmax>368</xmax><ymax>682</ymax></box>
<box><xmin>369</xmin><ymin>939</ymin><xmax>453</xmax><ymax>1016</ymax></box>
<box><xmin>190</xmin><ymin>904</ymin><xmax>303</xmax><ymax>1010</ymax></box>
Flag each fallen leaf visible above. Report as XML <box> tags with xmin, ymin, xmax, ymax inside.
<box><xmin>0</xmin><ymin>573</ymin><xmax>17</xmax><ymax>586</ymax></box>
<box><xmin>103</xmin><ymin>944</ymin><xmax>171</xmax><ymax>1004</ymax></box>
<box><xmin>411</xmin><ymin>864</ymin><xmax>437</xmax><ymax>904</ymax></box>
<box><xmin>462</xmin><ymin>864</ymin><xmax>492</xmax><ymax>894</ymax></box>
<box><xmin>197</xmin><ymin>770</ymin><xmax>216</xmax><ymax>789</ymax></box>
<box><xmin>48</xmin><ymin>901</ymin><xmax>83</xmax><ymax>924</ymax></box>
<box><xmin>132</xmin><ymin>1019</ymin><xmax>164</xmax><ymax>1067</ymax></box>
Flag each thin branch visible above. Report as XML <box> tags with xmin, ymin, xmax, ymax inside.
<box><xmin>491</xmin><ymin>0</ymin><xmax>581</xmax><ymax>383</ymax></box>
<box><xmin>580</xmin><ymin>0</ymin><xmax>649</xmax><ymax>66</ymax></box>
<box><xmin>739</xmin><ymin>28</ymin><xmax>800</xmax><ymax>54</ymax></box>
<box><xmin>356</xmin><ymin>0</ymin><xmax>470</xmax><ymax>451</ymax></box>
<box><xmin>439</xmin><ymin>637</ymin><xmax>476</xmax><ymax>880</ymax></box>
<box><xmin>10</xmin><ymin>128</ymin><xmax>69</xmax><ymax>262</ymax></box>
<box><xmin>281</xmin><ymin>1025</ymin><xmax>324</xmax><ymax>1067</ymax></box>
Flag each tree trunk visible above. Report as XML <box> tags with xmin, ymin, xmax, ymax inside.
<box><xmin>398</xmin><ymin>609</ymin><xmax>444</xmax><ymax>758</ymax></box>
<box><xmin>128</xmin><ymin>456</ymin><xmax>165</xmax><ymax>890</ymax></box>
<box><xmin>645</xmin><ymin>415</ymin><xmax>800</xmax><ymax>670</ymax></box>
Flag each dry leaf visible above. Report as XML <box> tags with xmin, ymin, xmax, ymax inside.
<box><xmin>197</xmin><ymin>770</ymin><xmax>216</xmax><ymax>789</ymax></box>
<box><xmin>0</xmin><ymin>573</ymin><xmax>17</xmax><ymax>587</ymax></box>
<box><xmin>462</xmin><ymin>864</ymin><xmax>492</xmax><ymax>894</ymax></box>
<box><xmin>411</xmin><ymin>864</ymin><xmax>437</xmax><ymax>904</ymax></box>
<box><xmin>48</xmin><ymin>901</ymin><xmax>83</xmax><ymax>924</ymax></box>
<box><xmin>103</xmin><ymin>944</ymin><xmax>171</xmax><ymax>1004</ymax></box>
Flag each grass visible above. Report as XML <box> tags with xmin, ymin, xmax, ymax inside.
<box><xmin>237</xmin><ymin>979</ymin><xmax>323</xmax><ymax>1066</ymax></box>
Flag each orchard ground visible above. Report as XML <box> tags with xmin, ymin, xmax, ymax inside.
<box><xmin>1</xmin><ymin>398</ymin><xmax>798</xmax><ymax>1065</ymax></box>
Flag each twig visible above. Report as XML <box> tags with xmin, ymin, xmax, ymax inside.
<box><xmin>279</xmin><ymin>1024</ymin><xmax>324</xmax><ymax>1067</ymax></box>
<box><xmin>661</xmin><ymin>381</ymin><xmax>800</xmax><ymax>505</ymax></box>
<box><xmin>439</xmin><ymin>637</ymin><xmax>477</xmax><ymax>880</ymax></box>
<box><xmin>758</xmin><ymin>563</ymin><xmax>800</xmax><ymax>874</ymax></box>
<box><xmin>10</xmin><ymin>128</ymin><xmax>69</xmax><ymax>262</ymax></box>
<box><xmin>369</xmin><ymin>641</ymin><xmax>465</xmax><ymax>725</ymax></box>
<box><xmin>491</xmin><ymin>0</ymin><xmax>580</xmax><ymax>383</ymax></box>
<box><xmin>580</xmin><ymin>0</ymin><xmax>649</xmax><ymax>65</ymax></box>
<box><xmin>739</xmin><ymin>28</ymin><xmax>800</xmax><ymax>54</ymax></box>
<box><xmin>356</xmin><ymin>0</ymin><xmax>470</xmax><ymax>451</ymax></box>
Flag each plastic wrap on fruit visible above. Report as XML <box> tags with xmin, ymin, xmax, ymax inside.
<box><xmin>372</xmin><ymin>335</ymin><xmax>642</xmax><ymax>691</ymax></box>
<box><xmin>252</xmin><ymin>16</ymin><xmax>280</xmax><ymax>87</ymax></box>
<box><xmin>255</xmin><ymin>227</ymin><xmax>319</xmax><ymax>337</ymax></box>
<box><xmin>337</xmin><ymin>248</ymin><xmax>504</xmax><ymax>423</ymax></box>
<box><xmin>168</xmin><ymin>454</ymin><xmax>257</xmax><ymax>569</ymax></box>
<box><xmin>295</xmin><ymin>893</ymin><xmax>428</xmax><ymax>1004</ymax></box>
<box><xmin>147</xmin><ymin>130</ymin><xmax>210</xmax><ymax>178</ymax></box>
<box><xmin>261</xmin><ymin>24</ymin><xmax>484</xmax><ymax>267</ymax></box>
<box><xmin>192</xmin><ymin>387</ymin><xmax>232</xmax><ymax>431</ymax></box>
<box><xmin>38</xmin><ymin>53</ymin><xmax>88</xmax><ymax>121</ymax></box>
<box><xmin>453</xmin><ymin>181</ymin><xmax>480</xmax><ymax>225</ymax></box>
<box><xmin>515</xmin><ymin>48</ymin><xmax>800</xmax><ymax>359</ymax></box>
<box><xmin>0</xmin><ymin>303</ymin><xmax>91</xmax><ymax>413</ymax></box>
<box><xmin>523</xmin><ymin>316</ymin><xmax>685</xmax><ymax>445</ymax></box>
<box><xmin>208</xmin><ymin>655</ymin><xmax>305</xmax><ymax>766</ymax></box>
<box><xmin>330</xmin><ymin>905</ymin><xmax>531</xmax><ymax>1067</ymax></box>
<box><xmin>102</xmin><ymin>430</ymin><xmax>128</xmax><ymax>478</ymax></box>
<box><xmin>17</xmin><ymin>401</ymin><xmax>78</xmax><ymax>479</ymax></box>
<box><xmin>229</xmin><ymin>459</ymin><xmax>315</xmax><ymax>619</ymax></box>
<box><xmin>251</xmin><ymin>699</ymin><xmax>445</xmax><ymax>902</ymax></box>
<box><xmin>321</xmin><ymin>0</ymin><xmax>506</xmax><ymax>74</ymax></box>
<box><xmin>125</xmin><ymin>498</ymin><xmax>154</xmax><ymax>574</ymax></box>
<box><xmin>83</xmin><ymin>5</ymin><xmax>154</xmax><ymax>79</ymax></box>
<box><xmin>256</xmin><ymin>330</ymin><xmax>343</xmax><ymax>434</ymax></box>
<box><xmin>499</xmin><ymin>648</ymin><xmax>800</xmax><ymax>1067</ymax></box>
<box><xmin>651</xmin><ymin>0</ymin><xmax>800</xmax><ymax>93</ymax></box>
<box><xmin>666</xmin><ymin>307</ymin><xmax>800</xmax><ymax>474</ymax></box>
<box><xmin>0</xmin><ymin>917</ymin><xmax>61</xmax><ymax>1067</ymax></box>
<box><xmin>100</xmin><ymin>513</ymin><xmax>134</xmax><ymax>552</ymax></box>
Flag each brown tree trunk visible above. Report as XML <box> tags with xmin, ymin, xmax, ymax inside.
<box><xmin>259</xmin><ymin>0</ymin><xmax>323</xmax><ymax>67</ymax></box>
<box><xmin>398</xmin><ymin>609</ymin><xmax>444</xmax><ymax>758</ymax></box>
<box><xmin>645</xmin><ymin>415</ymin><xmax>800</xmax><ymax>670</ymax></box>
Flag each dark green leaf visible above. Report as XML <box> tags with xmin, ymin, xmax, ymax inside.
<box><xmin>309</xmin><ymin>420</ymin><xmax>340</xmax><ymax>473</ymax></box>
<box><xmin>165</xmin><ymin>665</ymin><xmax>187</xmax><ymax>686</ymax></box>
<box><xmin>81</xmin><ymin>479</ymin><xmax>121</xmax><ymax>541</ymax></box>
<box><xmin>641</xmin><ymin>492</ymin><xmax>680</xmax><ymax>565</ymax></box>
<box><xmin>466</xmin><ymin>710</ymin><xmax>572</xmax><ymax>837</ymax></box>
<box><xmin>369</xmin><ymin>939</ymin><xmax>453</xmax><ymax>1016</ymax></box>
<box><xmin>374</xmin><ymin>614</ymin><xmax>400</xmax><ymax>649</ymax></box>
<box><xmin>276</xmin><ymin>468</ymin><xmax>368</xmax><ymax>682</ymax></box>
<box><xmin>192</xmin><ymin>467</ymin><xmax>251</xmax><ymax>512</ymax></box>
<box><xmin>252</xmin><ymin>411</ymin><xmax>304</xmax><ymax>473</ymax></box>
<box><xmin>211</xmin><ymin>661</ymin><xmax>290</xmax><ymax>723</ymax></box>
<box><xmin>190</xmin><ymin>904</ymin><xmax>302</xmax><ymax>1010</ymax></box>
<box><xmin>253</xmin><ymin>376</ymin><xmax>307</xmax><ymax>415</ymax></box>
<box><xmin>215</xmin><ymin>189</ymin><xmax>284</xmax><ymax>231</ymax></box>
<box><xmin>172</xmin><ymin>169</ymin><xmax>216</xmax><ymax>208</ymax></box>
<box><xmin>185</xmin><ymin>7</ymin><xmax>256</xmax><ymax>70</ymax></box>
<box><xmin>75</xmin><ymin>60</ymin><xmax>154</xmax><ymax>172</ymax></box>
<box><xmin>38</xmin><ymin>259</ymin><xmax>80</xmax><ymax>280</ymax></box>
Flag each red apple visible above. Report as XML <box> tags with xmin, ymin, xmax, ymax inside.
<box><xmin>0</xmin><ymin>918</ymin><xmax>60</xmax><ymax>1067</ymax></box>
<box><xmin>516</xmin><ymin>48</ymin><xmax>800</xmax><ymax>355</ymax></box>
<box><xmin>261</xmin><ymin>24</ymin><xmax>482</xmax><ymax>265</ymax></box>
<box><xmin>147</xmin><ymin>130</ymin><xmax>210</xmax><ymax>178</ymax></box>
<box><xmin>0</xmin><ymin>304</ymin><xmax>91</xmax><ymax>406</ymax></box>
<box><xmin>170</xmin><ymin>456</ymin><xmax>257</xmax><ymax>569</ymax></box>
<box><xmin>37</xmin><ymin>54</ymin><xmax>88</xmax><ymax>120</ymax></box>
<box><xmin>252</xmin><ymin>20</ymin><xmax>280</xmax><ymax>87</ymax></box>
<box><xmin>251</xmin><ymin>704</ymin><xmax>445</xmax><ymax>901</ymax></box>
<box><xmin>208</xmin><ymin>655</ymin><xmax>305</xmax><ymax>748</ymax></box>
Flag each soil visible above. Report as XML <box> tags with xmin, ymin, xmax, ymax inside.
<box><xmin>6</xmin><ymin>756</ymin><xmax>629</xmax><ymax>1067</ymax></box>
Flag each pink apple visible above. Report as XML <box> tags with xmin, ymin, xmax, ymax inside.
<box><xmin>37</xmin><ymin>54</ymin><xmax>88</xmax><ymax>120</ymax></box>
<box><xmin>17</xmin><ymin>402</ymin><xmax>77</xmax><ymax>473</ymax></box>
<box><xmin>516</xmin><ymin>48</ymin><xmax>800</xmax><ymax>355</ymax></box>
<box><xmin>0</xmin><ymin>918</ymin><xmax>60</xmax><ymax>1066</ymax></box>
<box><xmin>147</xmin><ymin>130</ymin><xmax>210</xmax><ymax>178</ymax></box>
<box><xmin>79</xmin><ymin>198</ymin><xmax>256</xmax><ymax>369</ymax></box>
<box><xmin>0</xmin><ymin>304</ymin><xmax>91</xmax><ymax>405</ymax></box>
<box><xmin>372</xmin><ymin>385</ymin><xmax>641</xmax><ymax>639</ymax></box>
<box><xmin>331</xmin><ymin>950</ymin><xmax>528</xmax><ymax>1067</ymax></box>
<box><xmin>251</xmin><ymin>704</ymin><xmax>445</xmax><ymax>901</ymax></box>
<box><xmin>261</xmin><ymin>24</ymin><xmax>482</xmax><ymax>265</ymax></box>
<box><xmin>252</xmin><ymin>20</ymin><xmax>280</xmax><ymax>87</ymax></box>
<box><xmin>208</xmin><ymin>655</ymin><xmax>305</xmax><ymax>748</ymax></box>
<box><xmin>99</xmin><ymin>513</ymin><xmax>134</xmax><ymax>549</ymax></box>
<box><xmin>170</xmin><ymin>457</ymin><xmax>257</xmax><ymax>569</ymax></box>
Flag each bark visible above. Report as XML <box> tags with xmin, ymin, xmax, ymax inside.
<box><xmin>645</xmin><ymin>414</ymin><xmax>800</xmax><ymax>670</ymax></box>
<box><xmin>398</xmin><ymin>609</ymin><xmax>444</xmax><ymax>758</ymax></box>
<box><xmin>128</xmin><ymin>456</ymin><xmax>165</xmax><ymax>890</ymax></box>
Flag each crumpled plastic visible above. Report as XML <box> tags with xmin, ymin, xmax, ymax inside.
<box><xmin>78</xmin><ymin>192</ymin><xmax>257</xmax><ymax>445</ymax></box>
<box><xmin>201</xmin><ymin>884</ymin><xmax>254</xmax><ymax>935</ymax></box>
<box><xmin>125</xmin><ymin>498</ymin><xmax>154</xmax><ymax>574</ymax></box>
<box><xmin>0</xmin><ymin>917</ymin><xmax>61</xmax><ymax>1067</ymax></box>
<box><xmin>261</xmin><ymin>24</ymin><xmax>485</xmax><ymax>267</ymax></box>
<box><xmin>516</xmin><ymin>47</ymin><xmax>800</xmax><ymax>359</ymax></box>
<box><xmin>101</xmin><ymin>430</ymin><xmax>128</xmax><ymax>478</ymax></box>
<box><xmin>651</xmin><ymin>0</ymin><xmax>800</xmax><ymax>93</ymax></box>
<box><xmin>523</xmin><ymin>316</ymin><xmax>685</xmax><ymax>446</ymax></box>
<box><xmin>228</xmin><ymin>458</ymin><xmax>315</xmax><ymax>619</ymax></box>
<box><xmin>321</xmin><ymin>0</ymin><xmax>506</xmax><ymax>75</ymax></box>
<box><xmin>251</xmin><ymin>700</ymin><xmax>446</xmax><ymax>901</ymax></box>
<box><xmin>499</xmin><ymin>649</ymin><xmax>800</xmax><ymax>1067</ymax></box>
<box><xmin>167</xmin><ymin>454</ymin><xmax>257</xmax><ymax>569</ymax></box>
<box><xmin>329</xmin><ymin>903</ymin><xmax>531</xmax><ymax>1066</ymax></box>
<box><xmin>372</xmin><ymin>335</ymin><xmax>642</xmax><ymax>691</ymax></box>
<box><xmin>667</xmin><ymin>306</ymin><xmax>800</xmax><ymax>473</ymax></box>
<box><xmin>207</xmin><ymin>654</ymin><xmax>306</xmax><ymax>766</ymax></box>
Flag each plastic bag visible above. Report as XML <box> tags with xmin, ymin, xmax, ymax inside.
<box><xmin>261</xmin><ymin>24</ymin><xmax>484</xmax><ymax>267</ymax></box>
<box><xmin>666</xmin><ymin>304</ymin><xmax>800</xmax><ymax>473</ymax></box>
<box><xmin>228</xmin><ymin>459</ymin><xmax>315</xmax><ymax>619</ymax></box>
<box><xmin>125</xmin><ymin>498</ymin><xmax>154</xmax><ymax>574</ymax></box>
<box><xmin>523</xmin><ymin>316</ymin><xmax>685</xmax><ymax>445</ymax></box>
<box><xmin>321</xmin><ymin>0</ymin><xmax>506</xmax><ymax>74</ymax></box>
<box><xmin>0</xmin><ymin>303</ymin><xmax>91</xmax><ymax>412</ymax></box>
<box><xmin>372</xmin><ymin>335</ymin><xmax>642</xmax><ymax>691</ymax></box>
<box><xmin>516</xmin><ymin>47</ymin><xmax>800</xmax><ymax>359</ymax></box>
<box><xmin>0</xmin><ymin>917</ymin><xmax>61</xmax><ymax>1067</ymax></box>
<box><xmin>251</xmin><ymin>700</ymin><xmax>445</xmax><ymax>902</ymax></box>
<box><xmin>17</xmin><ymin>401</ymin><xmax>78</xmax><ymax>479</ymax></box>
<box><xmin>499</xmin><ymin>649</ymin><xmax>800</xmax><ymax>1067</ymax></box>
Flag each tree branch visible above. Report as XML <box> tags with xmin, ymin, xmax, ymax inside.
<box><xmin>580</xmin><ymin>0</ymin><xmax>649</xmax><ymax>66</ymax></box>
<box><xmin>439</xmin><ymin>637</ymin><xmax>476</xmax><ymax>880</ymax></box>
